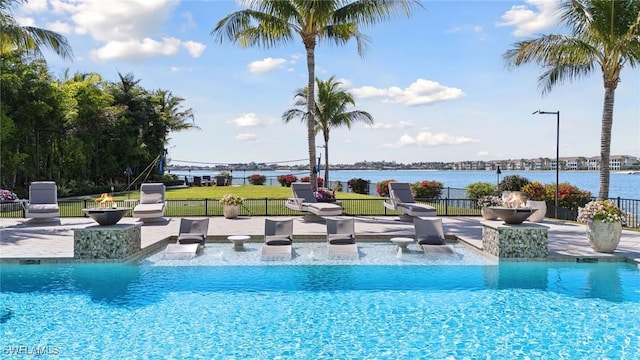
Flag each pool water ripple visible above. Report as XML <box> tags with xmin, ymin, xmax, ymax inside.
<box><xmin>1</xmin><ymin>262</ymin><xmax>639</xmax><ymax>358</ymax></box>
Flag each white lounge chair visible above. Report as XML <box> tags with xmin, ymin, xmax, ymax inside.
<box><xmin>133</xmin><ymin>183</ymin><xmax>166</xmax><ymax>223</ymax></box>
<box><xmin>261</xmin><ymin>218</ymin><xmax>294</xmax><ymax>260</ymax></box>
<box><xmin>285</xmin><ymin>183</ymin><xmax>342</xmax><ymax>220</ymax></box>
<box><xmin>25</xmin><ymin>181</ymin><xmax>59</xmax><ymax>219</ymax></box>
<box><xmin>413</xmin><ymin>217</ymin><xmax>455</xmax><ymax>254</ymax></box>
<box><xmin>326</xmin><ymin>218</ymin><xmax>358</xmax><ymax>259</ymax></box>
<box><xmin>384</xmin><ymin>182</ymin><xmax>436</xmax><ymax>221</ymax></box>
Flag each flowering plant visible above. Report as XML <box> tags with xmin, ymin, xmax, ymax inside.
<box><xmin>300</xmin><ymin>176</ymin><xmax>324</xmax><ymax>187</ymax></box>
<box><xmin>248</xmin><ymin>174</ymin><xmax>266</xmax><ymax>185</ymax></box>
<box><xmin>314</xmin><ymin>187</ymin><xmax>335</xmax><ymax>202</ymax></box>
<box><xmin>477</xmin><ymin>195</ymin><xmax>502</xmax><ymax>208</ymax></box>
<box><xmin>0</xmin><ymin>189</ymin><xmax>18</xmax><ymax>201</ymax></box>
<box><xmin>577</xmin><ymin>200</ymin><xmax>625</xmax><ymax>224</ymax></box>
<box><xmin>277</xmin><ymin>174</ymin><xmax>298</xmax><ymax>187</ymax></box>
<box><xmin>219</xmin><ymin>193</ymin><xmax>244</xmax><ymax>206</ymax></box>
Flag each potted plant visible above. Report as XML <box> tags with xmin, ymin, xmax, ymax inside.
<box><xmin>577</xmin><ymin>200</ymin><xmax>626</xmax><ymax>253</ymax></box>
<box><xmin>522</xmin><ymin>181</ymin><xmax>547</xmax><ymax>222</ymax></box>
<box><xmin>477</xmin><ymin>195</ymin><xmax>502</xmax><ymax>220</ymax></box>
<box><xmin>219</xmin><ymin>193</ymin><xmax>244</xmax><ymax>219</ymax></box>
<box><xmin>277</xmin><ymin>174</ymin><xmax>298</xmax><ymax>187</ymax></box>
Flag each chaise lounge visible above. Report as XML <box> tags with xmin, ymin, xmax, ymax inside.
<box><xmin>261</xmin><ymin>218</ymin><xmax>294</xmax><ymax>260</ymax></box>
<box><xmin>133</xmin><ymin>183</ymin><xmax>166</xmax><ymax>223</ymax></box>
<box><xmin>25</xmin><ymin>181</ymin><xmax>59</xmax><ymax>219</ymax></box>
<box><xmin>285</xmin><ymin>183</ymin><xmax>342</xmax><ymax>221</ymax></box>
<box><xmin>413</xmin><ymin>217</ymin><xmax>455</xmax><ymax>254</ymax></box>
<box><xmin>384</xmin><ymin>182</ymin><xmax>437</xmax><ymax>221</ymax></box>
<box><xmin>326</xmin><ymin>218</ymin><xmax>358</xmax><ymax>259</ymax></box>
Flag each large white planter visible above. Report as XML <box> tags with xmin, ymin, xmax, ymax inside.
<box><xmin>586</xmin><ymin>220</ymin><xmax>622</xmax><ymax>253</ymax></box>
<box><xmin>526</xmin><ymin>200</ymin><xmax>547</xmax><ymax>222</ymax></box>
<box><xmin>223</xmin><ymin>205</ymin><xmax>240</xmax><ymax>219</ymax></box>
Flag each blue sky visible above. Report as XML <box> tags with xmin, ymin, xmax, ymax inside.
<box><xmin>17</xmin><ymin>0</ymin><xmax>639</xmax><ymax>167</ymax></box>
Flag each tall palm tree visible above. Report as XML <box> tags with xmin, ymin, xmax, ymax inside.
<box><xmin>211</xmin><ymin>0</ymin><xmax>422</xmax><ymax>189</ymax></box>
<box><xmin>504</xmin><ymin>0</ymin><xmax>640</xmax><ymax>199</ymax></box>
<box><xmin>0</xmin><ymin>0</ymin><xmax>72</xmax><ymax>60</ymax></box>
<box><xmin>283</xmin><ymin>76</ymin><xmax>373</xmax><ymax>185</ymax></box>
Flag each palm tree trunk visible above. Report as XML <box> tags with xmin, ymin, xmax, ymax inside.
<box><xmin>598</xmin><ymin>86</ymin><xmax>616</xmax><ymax>200</ymax></box>
<box><xmin>305</xmin><ymin>45</ymin><xmax>317</xmax><ymax>190</ymax></box>
<box><xmin>324</xmin><ymin>142</ymin><xmax>329</xmax><ymax>186</ymax></box>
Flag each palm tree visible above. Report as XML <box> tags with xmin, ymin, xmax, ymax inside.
<box><xmin>504</xmin><ymin>0</ymin><xmax>640</xmax><ymax>200</ymax></box>
<box><xmin>211</xmin><ymin>0</ymin><xmax>422</xmax><ymax>189</ymax></box>
<box><xmin>283</xmin><ymin>76</ymin><xmax>373</xmax><ymax>185</ymax></box>
<box><xmin>0</xmin><ymin>0</ymin><xmax>72</xmax><ymax>60</ymax></box>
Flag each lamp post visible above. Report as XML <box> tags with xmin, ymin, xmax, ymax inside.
<box><xmin>532</xmin><ymin>110</ymin><xmax>560</xmax><ymax>218</ymax></box>
<box><xmin>496</xmin><ymin>165</ymin><xmax>502</xmax><ymax>187</ymax></box>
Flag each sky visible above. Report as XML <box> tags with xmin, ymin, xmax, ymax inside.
<box><xmin>16</xmin><ymin>0</ymin><xmax>640</xmax><ymax>167</ymax></box>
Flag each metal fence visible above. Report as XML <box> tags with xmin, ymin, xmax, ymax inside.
<box><xmin>2</xmin><ymin>196</ymin><xmax>638</xmax><ymax>228</ymax></box>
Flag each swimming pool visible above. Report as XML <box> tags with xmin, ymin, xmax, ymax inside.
<box><xmin>2</xmin><ymin>259</ymin><xmax>639</xmax><ymax>359</ymax></box>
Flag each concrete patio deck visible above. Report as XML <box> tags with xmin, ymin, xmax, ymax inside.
<box><xmin>1</xmin><ymin>216</ymin><xmax>639</xmax><ymax>264</ymax></box>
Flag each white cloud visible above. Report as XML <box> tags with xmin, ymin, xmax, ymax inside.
<box><xmin>228</xmin><ymin>113</ymin><xmax>261</xmax><ymax>127</ymax></box>
<box><xmin>15</xmin><ymin>17</ymin><xmax>36</xmax><ymax>27</ymax></box>
<box><xmin>90</xmin><ymin>37</ymin><xmax>182</xmax><ymax>61</ymax></box>
<box><xmin>365</xmin><ymin>121</ymin><xmax>413</xmax><ymax>130</ymax></box>
<box><xmin>236</xmin><ymin>133</ymin><xmax>257</xmax><ymax>142</ymax></box>
<box><xmin>351</xmin><ymin>79</ymin><xmax>465</xmax><ymax>106</ymax></box>
<box><xmin>21</xmin><ymin>0</ymin><xmax>48</xmax><ymax>13</ymax></box>
<box><xmin>248</xmin><ymin>57</ymin><xmax>287</xmax><ymax>73</ymax></box>
<box><xmin>171</xmin><ymin>66</ymin><xmax>191</xmax><ymax>72</ymax></box>
<box><xmin>46</xmin><ymin>20</ymin><xmax>73</xmax><ymax>34</ymax></box>
<box><xmin>497</xmin><ymin>0</ymin><xmax>560</xmax><ymax>37</ymax></box>
<box><xmin>181</xmin><ymin>12</ymin><xmax>197</xmax><ymax>31</ymax></box>
<box><xmin>477</xmin><ymin>151</ymin><xmax>490</xmax><ymax>156</ymax></box>
<box><xmin>183</xmin><ymin>41</ymin><xmax>206</xmax><ymax>57</ymax></box>
<box><xmin>386</xmin><ymin>131</ymin><xmax>479</xmax><ymax>147</ymax></box>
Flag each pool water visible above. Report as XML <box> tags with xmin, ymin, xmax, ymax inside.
<box><xmin>1</xmin><ymin>262</ymin><xmax>639</xmax><ymax>358</ymax></box>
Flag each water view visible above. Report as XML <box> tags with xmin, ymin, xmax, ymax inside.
<box><xmin>172</xmin><ymin>169</ymin><xmax>640</xmax><ymax>199</ymax></box>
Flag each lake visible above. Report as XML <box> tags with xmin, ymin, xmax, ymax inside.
<box><xmin>169</xmin><ymin>169</ymin><xmax>639</xmax><ymax>200</ymax></box>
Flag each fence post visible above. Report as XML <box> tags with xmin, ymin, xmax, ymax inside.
<box><xmin>445</xmin><ymin>197</ymin><xmax>449</xmax><ymax>216</ymax></box>
<box><xmin>205</xmin><ymin>199</ymin><xmax>208</xmax><ymax>216</ymax></box>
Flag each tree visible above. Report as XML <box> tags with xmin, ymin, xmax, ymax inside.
<box><xmin>211</xmin><ymin>0</ymin><xmax>422</xmax><ymax>189</ymax></box>
<box><xmin>283</xmin><ymin>76</ymin><xmax>373</xmax><ymax>184</ymax></box>
<box><xmin>0</xmin><ymin>0</ymin><xmax>72</xmax><ymax>60</ymax></box>
<box><xmin>504</xmin><ymin>0</ymin><xmax>640</xmax><ymax>199</ymax></box>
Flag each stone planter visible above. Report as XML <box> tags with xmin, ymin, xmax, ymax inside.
<box><xmin>526</xmin><ymin>200</ymin><xmax>547</xmax><ymax>222</ymax></box>
<box><xmin>481</xmin><ymin>207</ymin><xmax>499</xmax><ymax>220</ymax></box>
<box><xmin>223</xmin><ymin>205</ymin><xmax>240</xmax><ymax>219</ymax></box>
<box><xmin>586</xmin><ymin>220</ymin><xmax>622</xmax><ymax>253</ymax></box>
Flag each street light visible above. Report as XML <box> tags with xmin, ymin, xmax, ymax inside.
<box><xmin>532</xmin><ymin>110</ymin><xmax>560</xmax><ymax>218</ymax></box>
<box><xmin>496</xmin><ymin>165</ymin><xmax>502</xmax><ymax>187</ymax></box>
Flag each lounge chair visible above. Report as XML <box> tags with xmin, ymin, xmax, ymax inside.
<box><xmin>133</xmin><ymin>183</ymin><xmax>166</xmax><ymax>223</ymax></box>
<box><xmin>285</xmin><ymin>183</ymin><xmax>342</xmax><ymax>220</ymax></box>
<box><xmin>177</xmin><ymin>218</ymin><xmax>209</xmax><ymax>246</ymax></box>
<box><xmin>413</xmin><ymin>217</ymin><xmax>455</xmax><ymax>254</ymax></box>
<box><xmin>261</xmin><ymin>218</ymin><xmax>294</xmax><ymax>260</ymax></box>
<box><xmin>25</xmin><ymin>181</ymin><xmax>59</xmax><ymax>219</ymax></box>
<box><xmin>384</xmin><ymin>182</ymin><xmax>437</xmax><ymax>221</ymax></box>
<box><xmin>326</xmin><ymin>218</ymin><xmax>358</xmax><ymax>259</ymax></box>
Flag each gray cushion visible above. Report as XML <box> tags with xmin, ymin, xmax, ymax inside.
<box><xmin>266</xmin><ymin>235</ymin><xmax>292</xmax><ymax>246</ymax></box>
<box><xmin>327</xmin><ymin>235</ymin><xmax>355</xmax><ymax>245</ymax></box>
<box><xmin>416</xmin><ymin>235</ymin><xmax>444</xmax><ymax>245</ymax></box>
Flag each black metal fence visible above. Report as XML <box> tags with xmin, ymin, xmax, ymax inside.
<box><xmin>2</xmin><ymin>196</ymin><xmax>638</xmax><ymax>228</ymax></box>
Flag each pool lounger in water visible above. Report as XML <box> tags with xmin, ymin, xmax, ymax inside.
<box><xmin>163</xmin><ymin>243</ymin><xmax>200</xmax><ymax>259</ymax></box>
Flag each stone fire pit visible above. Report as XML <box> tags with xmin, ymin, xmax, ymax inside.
<box><xmin>489</xmin><ymin>207</ymin><xmax>537</xmax><ymax>225</ymax></box>
<box><xmin>83</xmin><ymin>207</ymin><xmax>131</xmax><ymax>226</ymax></box>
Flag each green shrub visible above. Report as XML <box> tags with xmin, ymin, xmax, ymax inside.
<box><xmin>411</xmin><ymin>180</ymin><xmax>443</xmax><ymax>200</ymax></box>
<box><xmin>498</xmin><ymin>175</ymin><xmax>530</xmax><ymax>192</ymax></box>
<box><xmin>376</xmin><ymin>179</ymin><xmax>395</xmax><ymax>197</ymax></box>
<box><xmin>522</xmin><ymin>181</ymin><xmax>547</xmax><ymax>201</ymax></box>
<box><xmin>547</xmin><ymin>182</ymin><xmax>593</xmax><ymax>210</ymax></box>
<box><xmin>466</xmin><ymin>182</ymin><xmax>496</xmax><ymax>199</ymax></box>
<box><xmin>347</xmin><ymin>178</ymin><xmax>369</xmax><ymax>194</ymax></box>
